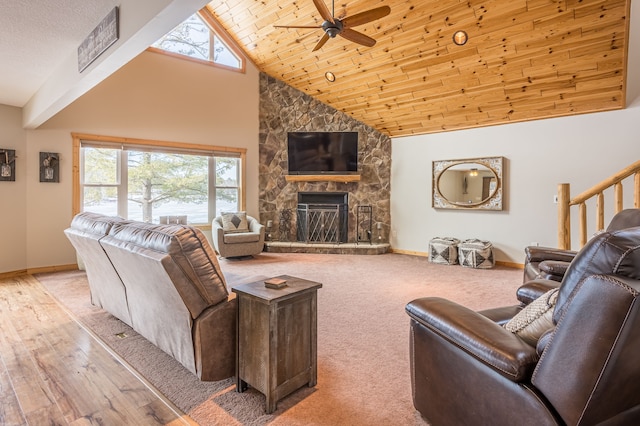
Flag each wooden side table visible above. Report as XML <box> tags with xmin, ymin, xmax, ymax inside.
<box><xmin>232</xmin><ymin>275</ymin><xmax>322</xmax><ymax>414</ymax></box>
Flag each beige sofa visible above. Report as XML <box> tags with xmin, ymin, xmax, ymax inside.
<box><xmin>64</xmin><ymin>212</ymin><xmax>236</xmax><ymax>381</ymax></box>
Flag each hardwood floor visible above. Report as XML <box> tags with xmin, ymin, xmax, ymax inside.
<box><xmin>0</xmin><ymin>275</ymin><xmax>194</xmax><ymax>425</ymax></box>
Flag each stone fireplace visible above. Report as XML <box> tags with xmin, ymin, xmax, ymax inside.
<box><xmin>258</xmin><ymin>73</ymin><xmax>391</xmax><ymax>253</ymax></box>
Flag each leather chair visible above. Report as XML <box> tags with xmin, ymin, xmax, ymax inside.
<box><xmin>523</xmin><ymin>208</ymin><xmax>640</xmax><ymax>283</ymax></box>
<box><xmin>212</xmin><ymin>214</ymin><xmax>265</xmax><ymax>258</ymax></box>
<box><xmin>406</xmin><ymin>226</ymin><xmax>640</xmax><ymax>425</ymax></box>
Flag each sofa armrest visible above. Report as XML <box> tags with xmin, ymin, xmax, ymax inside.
<box><xmin>478</xmin><ymin>305</ymin><xmax>523</xmax><ymax>326</ymax></box>
<box><xmin>525</xmin><ymin>246</ymin><xmax>577</xmax><ymax>263</ymax></box>
<box><xmin>248</xmin><ymin>218</ymin><xmax>265</xmax><ymax>237</ymax></box>
<box><xmin>212</xmin><ymin>217</ymin><xmax>224</xmax><ymax>234</ymax></box>
<box><xmin>406</xmin><ymin>297</ymin><xmax>538</xmax><ymax>382</ymax></box>
<box><xmin>538</xmin><ymin>260</ymin><xmax>570</xmax><ymax>277</ymax></box>
<box><xmin>193</xmin><ymin>298</ymin><xmax>237</xmax><ymax>381</ymax></box>
<box><xmin>517</xmin><ymin>278</ymin><xmax>560</xmax><ymax>305</ymax></box>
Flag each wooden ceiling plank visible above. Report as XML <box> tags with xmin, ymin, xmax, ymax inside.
<box><xmin>554</xmin><ymin>89</ymin><xmax>622</xmax><ymax>107</ymax></box>
<box><xmin>526</xmin><ymin>0</ymin><xmax>567</xmax><ymax>11</ymax></box>
<box><xmin>471</xmin><ymin>0</ymin><xmax>528</xmax><ymax>21</ymax></box>
<box><xmin>597</xmin><ymin>57</ymin><xmax>624</xmax><ymax>71</ymax></box>
<box><xmin>527</xmin><ymin>50</ymin><xmax>572</xmax><ymax>67</ymax></box>
<box><xmin>568</xmin><ymin>38</ymin><xmax>625</xmax><ymax>61</ymax></box>
<box><xmin>571</xmin><ymin>0</ymin><xmax>626</xmax><ymax>19</ymax></box>
<box><xmin>476</xmin><ymin>71</ymin><xmax>506</xmax><ymax>86</ymax></box>
<box><xmin>413</xmin><ymin>1</ymin><xmax>475</xmax><ymax>25</ymax></box>
<box><xmin>556</xmin><ymin>59</ymin><xmax>621</xmax><ymax>78</ymax></box>
<box><xmin>475</xmin><ymin>26</ymin><xmax>533</xmax><ymax>55</ymax></box>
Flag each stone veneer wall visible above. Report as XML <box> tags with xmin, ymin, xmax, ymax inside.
<box><xmin>259</xmin><ymin>73</ymin><xmax>391</xmax><ymax>243</ymax></box>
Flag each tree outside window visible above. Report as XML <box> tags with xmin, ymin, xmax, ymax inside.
<box><xmin>151</xmin><ymin>13</ymin><xmax>242</xmax><ymax>70</ymax></box>
<box><xmin>81</xmin><ymin>145</ymin><xmax>240</xmax><ymax>225</ymax></box>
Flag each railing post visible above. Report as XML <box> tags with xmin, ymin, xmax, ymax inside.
<box><xmin>596</xmin><ymin>193</ymin><xmax>605</xmax><ymax>231</ymax></box>
<box><xmin>635</xmin><ymin>171</ymin><xmax>640</xmax><ymax>208</ymax></box>
<box><xmin>579</xmin><ymin>202</ymin><xmax>588</xmax><ymax>248</ymax></box>
<box><xmin>614</xmin><ymin>182</ymin><xmax>623</xmax><ymax>213</ymax></box>
<box><xmin>558</xmin><ymin>183</ymin><xmax>571</xmax><ymax>250</ymax></box>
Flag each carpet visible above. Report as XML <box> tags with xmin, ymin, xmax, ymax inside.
<box><xmin>36</xmin><ymin>252</ymin><xmax>523</xmax><ymax>425</ymax></box>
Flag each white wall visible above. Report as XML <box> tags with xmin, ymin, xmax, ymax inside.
<box><xmin>0</xmin><ymin>105</ymin><xmax>27</xmax><ymax>272</ymax></box>
<box><xmin>390</xmin><ymin>2</ymin><xmax>640</xmax><ymax>263</ymax></box>
<box><xmin>10</xmin><ymin>50</ymin><xmax>260</xmax><ymax>273</ymax></box>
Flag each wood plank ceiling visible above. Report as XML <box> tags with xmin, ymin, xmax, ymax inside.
<box><xmin>205</xmin><ymin>0</ymin><xmax>629</xmax><ymax>137</ymax></box>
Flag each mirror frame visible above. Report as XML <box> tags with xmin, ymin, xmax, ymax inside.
<box><xmin>432</xmin><ymin>156</ymin><xmax>504</xmax><ymax>210</ymax></box>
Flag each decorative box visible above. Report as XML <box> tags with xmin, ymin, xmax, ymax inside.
<box><xmin>458</xmin><ymin>239</ymin><xmax>494</xmax><ymax>269</ymax></box>
<box><xmin>429</xmin><ymin>237</ymin><xmax>461</xmax><ymax>265</ymax></box>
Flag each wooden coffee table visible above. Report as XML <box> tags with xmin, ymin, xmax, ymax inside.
<box><xmin>232</xmin><ymin>275</ymin><xmax>322</xmax><ymax>414</ymax></box>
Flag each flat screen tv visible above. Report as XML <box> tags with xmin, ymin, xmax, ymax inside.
<box><xmin>287</xmin><ymin>131</ymin><xmax>358</xmax><ymax>175</ymax></box>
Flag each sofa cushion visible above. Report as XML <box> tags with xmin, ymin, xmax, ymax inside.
<box><xmin>70</xmin><ymin>211</ymin><xmax>127</xmax><ymax>235</ymax></box>
<box><xmin>221</xmin><ymin>211</ymin><xmax>249</xmax><ymax>234</ymax></box>
<box><xmin>223</xmin><ymin>231</ymin><xmax>260</xmax><ymax>244</ymax></box>
<box><xmin>504</xmin><ymin>288</ymin><xmax>559</xmax><ymax>346</ymax></box>
<box><xmin>106</xmin><ymin>222</ymin><xmax>229</xmax><ymax>312</ymax></box>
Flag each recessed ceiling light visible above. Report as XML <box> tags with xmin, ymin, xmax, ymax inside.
<box><xmin>453</xmin><ymin>30</ymin><xmax>468</xmax><ymax>46</ymax></box>
<box><xmin>325</xmin><ymin>71</ymin><xmax>336</xmax><ymax>82</ymax></box>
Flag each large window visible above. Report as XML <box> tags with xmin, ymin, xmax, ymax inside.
<box><xmin>74</xmin><ymin>135</ymin><xmax>245</xmax><ymax>226</ymax></box>
<box><xmin>149</xmin><ymin>10</ymin><xmax>244</xmax><ymax>72</ymax></box>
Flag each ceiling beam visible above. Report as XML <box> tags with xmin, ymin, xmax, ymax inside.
<box><xmin>22</xmin><ymin>0</ymin><xmax>209</xmax><ymax>129</ymax></box>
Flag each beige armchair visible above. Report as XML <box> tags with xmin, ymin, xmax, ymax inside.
<box><xmin>212</xmin><ymin>213</ymin><xmax>265</xmax><ymax>258</ymax></box>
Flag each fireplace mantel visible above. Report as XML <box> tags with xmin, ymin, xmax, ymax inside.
<box><xmin>285</xmin><ymin>175</ymin><xmax>361</xmax><ymax>183</ymax></box>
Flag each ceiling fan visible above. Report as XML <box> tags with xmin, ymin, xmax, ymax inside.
<box><xmin>274</xmin><ymin>0</ymin><xmax>391</xmax><ymax>52</ymax></box>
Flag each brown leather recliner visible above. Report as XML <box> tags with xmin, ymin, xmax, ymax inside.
<box><xmin>406</xmin><ymin>226</ymin><xmax>640</xmax><ymax>425</ymax></box>
<box><xmin>523</xmin><ymin>208</ymin><xmax>640</xmax><ymax>284</ymax></box>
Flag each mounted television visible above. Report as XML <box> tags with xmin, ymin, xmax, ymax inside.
<box><xmin>287</xmin><ymin>131</ymin><xmax>358</xmax><ymax>175</ymax></box>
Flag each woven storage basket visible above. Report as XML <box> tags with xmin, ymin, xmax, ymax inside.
<box><xmin>458</xmin><ymin>239</ymin><xmax>494</xmax><ymax>269</ymax></box>
<box><xmin>429</xmin><ymin>237</ymin><xmax>460</xmax><ymax>265</ymax></box>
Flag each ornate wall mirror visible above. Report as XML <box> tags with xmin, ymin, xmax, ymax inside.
<box><xmin>433</xmin><ymin>156</ymin><xmax>503</xmax><ymax>210</ymax></box>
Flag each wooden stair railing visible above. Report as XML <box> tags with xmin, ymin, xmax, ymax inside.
<box><xmin>558</xmin><ymin>160</ymin><xmax>640</xmax><ymax>250</ymax></box>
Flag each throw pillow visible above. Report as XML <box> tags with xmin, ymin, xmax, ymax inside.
<box><xmin>504</xmin><ymin>288</ymin><xmax>559</xmax><ymax>346</ymax></box>
<box><xmin>221</xmin><ymin>212</ymin><xmax>249</xmax><ymax>234</ymax></box>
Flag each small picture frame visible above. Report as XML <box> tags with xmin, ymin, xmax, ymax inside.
<box><xmin>40</xmin><ymin>152</ymin><xmax>60</xmax><ymax>183</ymax></box>
<box><xmin>0</xmin><ymin>149</ymin><xmax>16</xmax><ymax>182</ymax></box>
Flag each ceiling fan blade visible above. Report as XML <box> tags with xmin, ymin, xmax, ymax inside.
<box><xmin>274</xmin><ymin>25</ymin><xmax>322</xmax><ymax>29</ymax></box>
<box><xmin>312</xmin><ymin>33</ymin><xmax>331</xmax><ymax>51</ymax></box>
<box><xmin>313</xmin><ymin>0</ymin><xmax>334</xmax><ymax>23</ymax></box>
<box><xmin>342</xmin><ymin>6</ymin><xmax>391</xmax><ymax>29</ymax></box>
<box><xmin>339</xmin><ymin>28</ymin><xmax>376</xmax><ymax>47</ymax></box>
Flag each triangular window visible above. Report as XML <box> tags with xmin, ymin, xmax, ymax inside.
<box><xmin>150</xmin><ymin>11</ymin><xmax>244</xmax><ymax>71</ymax></box>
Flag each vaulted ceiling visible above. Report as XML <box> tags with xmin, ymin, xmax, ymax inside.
<box><xmin>205</xmin><ymin>0</ymin><xmax>629</xmax><ymax>137</ymax></box>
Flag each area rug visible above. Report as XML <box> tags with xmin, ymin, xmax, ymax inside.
<box><xmin>36</xmin><ymin>252</ymin><xmax>523</xmax><ymax>425</ymax></box>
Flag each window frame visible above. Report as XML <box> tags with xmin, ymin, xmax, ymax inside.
<box><xmin>72</xmin><ymin>133</ymin><xmax>246</xmax><ymax>230</ymax></box>
<box><xmin>146</xmin><ymin>8</ymin><xmax>246</xmax><ymax>73</ymax></box>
